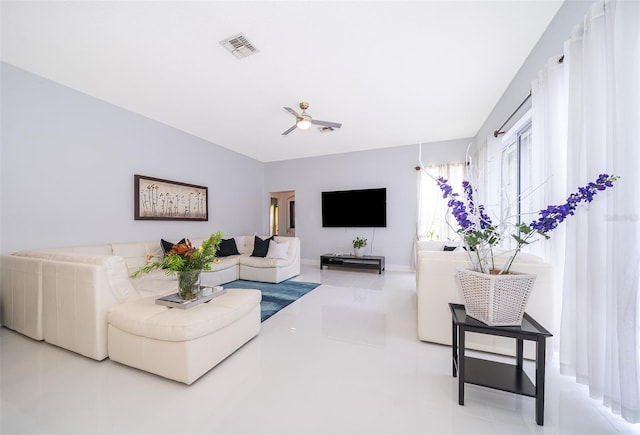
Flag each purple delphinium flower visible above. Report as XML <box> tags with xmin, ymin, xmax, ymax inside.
<box><xmin>437</xmin><ymin>177</ymin><xmax>475</xmax><ymax>230</ymax></box>
<box><xmin>437</xmin><ymin>177</ymin><xmax>494</xmax><ymax>232</ymax></box>
<box><xmin>529</xmin><ymin>174</ymin><xmax>618</xmax><ymax>235</ymax></box>
<box><xmin>463</xmin><ymin>180</ymin><xmax>494</xmax><ymax>230</ymax></box>
<box><xmin>478</xmin><ymin>205</ymin><xmax>492</xmax><ymax>230</ymax></box>
<box><xmin>436</xmin><ymin>177</ymin><xmax>455</xmax><ymax>199</ymax></box>
<box><xmin>434</xmin><ymin>173</ymin><xmax>618</xmax><ymax>274</ymax></box>
<box><xmin>436</xmin><ymin>176</ymin><xmax>500</xmax><ymax>272</ymax></box>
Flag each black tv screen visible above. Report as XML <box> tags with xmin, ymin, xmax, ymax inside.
<box><xmin>322</xmin><ymin>188</ymin><xmax>387</xmax><ymax>227</ymax></box>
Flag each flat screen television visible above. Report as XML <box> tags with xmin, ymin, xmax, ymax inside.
<box><xmin>322</xmin><ymin>188</ymin><xmax>387</xmax><ymax>227</ymax></box>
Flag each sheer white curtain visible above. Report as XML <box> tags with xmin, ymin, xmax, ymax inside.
<box><xmin>531</xmin><ymin>55</ymin><xmax>568</xmax><ymax>354</ymax></box>
<box><xmin>533</xmin><ymin>0</ymin><xmax>640</xmax><ymax>422</ymax></box>
<box><xmin>480</xmin><ymin>135</ymin><xmax>502</xmax><ymax>220</ymax></box>
<box><xmin>416</xmin><ymin>162</ymin><xmax>465</xmax><ymax>241</ymax></box>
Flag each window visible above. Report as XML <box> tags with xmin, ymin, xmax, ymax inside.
<box><xmin>500</xmin><ymin>121</ymin><xmax>532</xmax><ymax>249</ymax></box>
<box><xmin>417</xmin><ymin>162</ymin><xmax>466</xmax><ymax>241</ymax></box>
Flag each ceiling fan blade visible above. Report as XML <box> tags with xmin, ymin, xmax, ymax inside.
<box><xmin>311</xmin><ymin>119</ymin><xmax>342</xmax><ymax>129</ymax></box>
<box><xmin>284</xmin><ymin>107</ymin><xmax>300</xmax><ymax>117</ymax></box>
<box><xmin>281</xmin><ymin>124</ymin><xmax>297</xmax><ymax>135</ymax></box>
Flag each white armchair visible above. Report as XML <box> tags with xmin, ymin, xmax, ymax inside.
<box><xmin>416</xmin><ymin>242</ymin><xmax>556</xmax><ymax>359</ymax></box>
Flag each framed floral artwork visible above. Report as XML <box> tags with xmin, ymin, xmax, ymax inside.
<box><xmin>134</xmin><ymin>174</ymin><xmax>208</xmax><ymax>221</ymax></box>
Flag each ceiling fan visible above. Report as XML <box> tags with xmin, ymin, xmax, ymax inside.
<box><xmin>282</xmin><ymin>102</ymin><xmax>342</xmax><ymax>135</ymax></box>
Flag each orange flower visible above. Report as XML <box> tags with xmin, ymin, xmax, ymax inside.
<box><xmin>145</xmin><ymin>253</ymin><xmax>154</xmax><ymax>262</ymax></box>
<box><xmin>170</xmin><ymin>239</ymin><xmax>195</xmax><ymax>258</ymax></box>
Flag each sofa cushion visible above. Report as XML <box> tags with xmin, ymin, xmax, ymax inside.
<box><xmin>217</xmin><ymin>238</ymin><xmax>240</xmax><ymax>257</ymax></box>
<box><xmin>240</xmin><ymin>255</ymin><xmax>292</xmax><ymax>268</ymax></box>
<box><xmin>130</xmin><ymin>270</ymin><xmax>179</xmax><ymax>297</ymax></box>
<box><xmin>496</xmin><ymin>251</ymin><xmax>542</xmax><ymax>264</ymax></box>
<box><xmin>416</xmin><ymin>241</ymin><xmax>447</xmax><ymax>251</ymax></box>
<box><xmin>251</xmin><ymin>236</ymin><xmax>273</xmax><ymax>258</ymax></box>
<box><xmin>13</xmin><ymin>251</ymin><xmax>110</xmax><ymax>263</ymax></box>
<box><xmin>107</xmin><ymin>290</ymin><xmax>262</xmax><ymax>341</ymax></box>
<box><xmin>112</xmin><ymin>241</ymin><xmax>164</xmax><ymax>271</ymax></box>
<box><xmin>161</xmin><ymin>238</ymin><xmax>186</xmax><ymax>255</ymax></box>
<box><xmin>14</xmin><ymin>245</ymin><xmax>113</xmax><ymax>258</ymax></box>
<box><xmin>234</xmin><ymin>236</ymin><xmax>246</xmax><ymax>254</ymax></box>
<box><xmin>103</xmin><ymin>256</ymin><xmax>141</xmax><ymax>303</ymax></box>
<box><xmin>207</xmin><ymin>256</ymin><xmax>238</xmax><ymax>271</ymax></box>
<box><xmin>266</xmin><ymin>240</ymin><xmax>289</xmax><ymax>259</ymax></box>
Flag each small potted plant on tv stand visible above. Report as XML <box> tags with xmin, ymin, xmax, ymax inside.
<box><xmin>352</xmin><ymin>237</ymin><xmax>367</xmax><ymax>258</ymax></box>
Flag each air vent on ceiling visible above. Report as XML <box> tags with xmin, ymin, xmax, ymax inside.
<box><xmin>220</xmin><ymin>33</ymin><xmax>259</xmax><ymax>59</ymax></box>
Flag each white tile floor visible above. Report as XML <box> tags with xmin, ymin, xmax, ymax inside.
<box><xmin>2</xmin><ymin>264</ymin><xmax>639</xmax><ymax>434</ymax></box>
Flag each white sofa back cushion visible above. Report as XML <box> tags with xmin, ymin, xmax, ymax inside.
<box><xmin>14</xmin><ymin>251</ymin><xmax>141</xmax><ymax>304</ymax></box>
<box><xmin>234</xmin><ymin>236</ymin><xmax>246</xmax><ymax>254</ymax></box>
<box><xmin>274</xmin><ymin>236</ymin><xmax>298</xmax><ymax>258</ymax></box>
<box><xmin>416</xmin><ymin>240</ymin><xmax>462</xmax><ymax>252</ymax></box>
<box><xmin>129</xmin><ymin>270</ymin><xmax>179</xmax><ymax>297</ymax></box>
<box><xmin>102</xmin><ymin>256</ymin><xmax>141</xmax><ymax>303</ymax></box>
<box><xmin>266</xmin><ymin>240</ymin><xmax>289</xmax><ymax>259</ymax></box>
<box><xmin>14</xmin><ymin>246</ymin><xmax>113</xmax><ymax>259</ymax></box>
<box><xmin>56</xmin><ymin>245</ymin><xmax>113</xmax><ymax>255</ymax></box>
<box><xmin>111</xmin><ymin>241</ymin><xmax>163</xmax><ymax>272</ymax></box>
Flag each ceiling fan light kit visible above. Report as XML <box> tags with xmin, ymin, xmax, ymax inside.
<box><xmin>282</xmin><ymin>101</ymin><xmax>342</xmax><ymax>135</ymax></box>
<box><xmin>296</xmin><ymin>115</ymin><xmax>312</xmax><ymax>130</ymax></box>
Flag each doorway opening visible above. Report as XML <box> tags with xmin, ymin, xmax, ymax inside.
<box><xmin>269</xmin><ymin>190</ymin><xmax>295</xmax><ymax>236</ymax></box>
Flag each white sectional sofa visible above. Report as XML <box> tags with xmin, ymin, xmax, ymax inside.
<box><xmin>0</xmin><ymin>235</ymin><xmax>300</xmax><ymax>361</ymax></box>
<box><xmin>415</xmin><ymin>240</ymin><xmax>555</xmax><ymax>358</ymax></box>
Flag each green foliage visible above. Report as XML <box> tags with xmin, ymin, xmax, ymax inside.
<box><xmin>130</xmin><ymin>232</ymin><xmax>224</xmax><ymax>278</ymax></box>
<box><xmin>352</xmin><ymin>237</ymin><xmax>367</xmax><ymax>249</ymax></box>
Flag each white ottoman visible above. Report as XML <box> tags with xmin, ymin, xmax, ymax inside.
<box><xmin>107</xmin><ymin>289</ymin><xmax>261</xmax><ymax>384</ymax></box>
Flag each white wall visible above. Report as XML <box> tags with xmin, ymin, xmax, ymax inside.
<box><xmin>0</xmin><ymin>63</ymin><xmax>265</xmax><ymax>253</ymax></box>
<box><xmin>0</xmin><ymin>62</ymin><xmax>468</xmax><ymax>266</ymax></box>
<box><xmin>264</xmin><ymin>138</ymin><xmax>470</xmax><ymax>268</ymax></box>
<box><xmin>474</xmin><ymin>0</ymin><xmax>593</xmax><ymax>146</ymax></box>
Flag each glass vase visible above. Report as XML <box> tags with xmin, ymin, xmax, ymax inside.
<box><xmin>177</xmin><ymin>270</ymin><xmax>201</xmax><ymax>301</ymax></box>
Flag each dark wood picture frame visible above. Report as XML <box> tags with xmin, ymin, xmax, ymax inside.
<box><xmin>134</xmin><ymin>174</ymin><xmax>208</xmax><ymax>221</ymax></box>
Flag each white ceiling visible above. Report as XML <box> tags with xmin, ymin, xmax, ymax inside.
<box><xmin>1</xmin><ymin>1</ymin><xmax>563</xmax><ymax>162</ymax></box>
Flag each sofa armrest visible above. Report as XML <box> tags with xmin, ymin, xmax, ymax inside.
<box><xmin>273</xmin><ymin>236</ymin><xmax>300</xmax><ymax>262</ymax></box>
<box><xmin>1</xmin><ymin>255</ymin><xmax>44</xmax><ymax>340</ymax></box>
<box><xmin>10</xmin><ymin>251</ymin><xmax>141</xmax><ymax>360</ymax></box>
<box><xmin>42</xmin><ymin>260</ymin><xmax>120</xmax><ymax>360</ymax></box>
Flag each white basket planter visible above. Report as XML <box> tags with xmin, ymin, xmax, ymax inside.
<box><xmin>456</xmin><ymin>269</ymin><xmax>536</xmax><ymax>326</ymax></box>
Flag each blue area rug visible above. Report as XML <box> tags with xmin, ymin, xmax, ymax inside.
<box><xmin>223</xmin><ymin>279</ymin><xmax>321</xmax><ymax>322</ymax></box>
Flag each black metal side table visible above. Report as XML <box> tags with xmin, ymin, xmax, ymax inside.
<box><xmin>449</xmin><ymin>303</ymin><xmax>553</xmax><ymax>425</ymax></box>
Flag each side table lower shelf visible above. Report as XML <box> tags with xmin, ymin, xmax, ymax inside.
<box><xmin>464</xmin><ymin>357</ymin><xmax>535</xmax><ymax>398</ymax></box>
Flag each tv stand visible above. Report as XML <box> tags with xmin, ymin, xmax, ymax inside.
<box><xmin>320</xmin><ymin>254</ymin><xmax>385</xmax><ymax>274</ymax></box>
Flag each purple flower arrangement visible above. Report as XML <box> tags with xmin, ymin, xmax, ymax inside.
<box><xmin>529</xmin><ymin>174</ymin><xmax>617</xmax><ymax>233</ymax></box>
<box><xmin>436</xmin><ymin>173</ymin><xmax>619</xmax><ymax>274</ymax></box>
